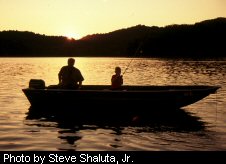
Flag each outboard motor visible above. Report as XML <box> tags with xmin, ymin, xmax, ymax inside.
<box><xmin>29</xmin><ymin>79</ymin><xmax>45</xmax><ymax>89</ymax></box>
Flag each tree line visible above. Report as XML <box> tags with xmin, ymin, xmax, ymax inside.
<box><xmin>0</xmin><ymin>17</ymin><xmax>226</xmax><ymax>58</ymax></box>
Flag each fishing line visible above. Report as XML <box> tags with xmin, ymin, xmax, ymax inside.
<box><xmin>122</xmin><ymin>42</ymin><xmax>144</xmax><ymax>75</ymax></box>
<box><xmin>189</xmin><ymin>72</ymin><xmax>199</xmax><ymax>85</ymax></box>
<box><xmin>214</xmin><ymin>89</ymin><xmax>218</xmax><ymax>127</ymax></box>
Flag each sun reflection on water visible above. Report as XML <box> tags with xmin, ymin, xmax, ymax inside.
<box><xmin>0</xmin><ymin>57</ymin><xmax>226</xmax><ymax>150</ymax></box>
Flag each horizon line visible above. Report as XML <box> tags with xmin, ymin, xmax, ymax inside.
<box><xmin>1</xmin><ymin>17</ymin><xmax>225</xmax><ymax>40</ymax></box>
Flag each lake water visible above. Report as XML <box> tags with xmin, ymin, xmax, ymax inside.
<box><xmin>0</xmin><ymin>57</ymin><xmax>226</xmax><ymax>151</ymax></box>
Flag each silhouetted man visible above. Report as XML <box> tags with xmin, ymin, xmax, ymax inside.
<box><xmin>58</xmin><ymin>58</ymin><xmax>84</xmax><ymax>89</ymax></box>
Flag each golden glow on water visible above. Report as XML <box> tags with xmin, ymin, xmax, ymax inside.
<box><xmin>2</xmin><ymin>57</ymin><xmax>225</xmax><ymax>86</ymax></box>
<box><xmin>0</xmin><ymin>57</ymin><xmax>226</xmax><ymax>150</ymax></box>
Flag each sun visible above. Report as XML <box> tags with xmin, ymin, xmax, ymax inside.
<box><xmin>65</xmin><ymin>33</ymin><xmax>81</xmax><ymax>40</ymax></box>
<box><xmin>66</xmin><ymin>36</ymin><xmax>74</xmax><ymax>40</ymax></box>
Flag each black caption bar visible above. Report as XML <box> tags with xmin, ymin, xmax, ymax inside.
<box><xmin>0</xmin><ymin>151</ymin><xmax>225</xmax><ymax>164</ymax></box>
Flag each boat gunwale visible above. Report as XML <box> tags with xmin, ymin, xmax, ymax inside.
<box><xmin>22</xmin><ymin>85</ymin><xmax>221</xmax><ymax>93</ymax></box>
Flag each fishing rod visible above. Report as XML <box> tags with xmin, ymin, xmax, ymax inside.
<box><xmin>122</xmin><ymin>41</ymin><xmax>144</xmax><ymax>75</ymax></box>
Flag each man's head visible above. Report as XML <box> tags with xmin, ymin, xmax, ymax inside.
<box><xmin>68</xmin><ymin>58</ymin><xmax>75</xmax><ymax>66</ymax></box>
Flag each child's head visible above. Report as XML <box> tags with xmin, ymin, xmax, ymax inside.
<box><xmin>115</xmin><ymin>66</ymin><xmax>121</xmax><ymax>75</ymax></box>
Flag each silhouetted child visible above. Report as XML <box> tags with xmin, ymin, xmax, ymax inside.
<box><xmin>111</xmin><ymin>66</ymin><xmax>123</xmax><ymax>90</ymax></box>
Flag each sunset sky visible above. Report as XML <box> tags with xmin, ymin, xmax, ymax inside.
<box><xmin>1</xmin><ymin>0</ymin><xmax>226</xmax><ymax>39</ymax></box>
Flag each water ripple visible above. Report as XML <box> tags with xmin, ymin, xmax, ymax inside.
<box><xmin>0</xmin><ymin>57</ymin><xmax>226</xmax><ymax>150</ymax></box>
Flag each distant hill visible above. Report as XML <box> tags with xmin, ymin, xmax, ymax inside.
<box><xmin>1</xmin><ymin>17</ymin><xmax>226</xmax><ymax>58</ymax></box>
<box><xmin>0</xmin><ymin>31</ymin><xmax>75</xmax><ymax>56</ymax></box>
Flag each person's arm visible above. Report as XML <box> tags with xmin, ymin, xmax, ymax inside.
<box><xmin>78</xmin><ymin>81</ymin><xmax>82</xmax><ymax>89</ymax></box>
<box><xmin>58</xmin><ymin>68</ymin><xmax>63</xmax><ymax>84</ymax></box>
<box><xmin>111</xmin><ymin>75</ymin><xmax>114</xmax><ymax>83</ymax></box>
<box><xmin>77</xmin><ymin>69</ymin><xmax>84</xmax><ymax>88</ymax></box>
<box><xmin>58</xmin><ymin>74</ymin><xmax>61</xmax><ymax>84</ymax></box>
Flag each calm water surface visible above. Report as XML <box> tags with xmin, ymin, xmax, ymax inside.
<box><xmin>0</xmin><ymin>57</ymin><xmax>226</xmax><ymax>150</ymax></box>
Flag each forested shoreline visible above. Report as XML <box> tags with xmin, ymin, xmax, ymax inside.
<box><xmin>1</xmin><ymin>17</ymin><xmax>226</xmax><ymax>58</ymax></box>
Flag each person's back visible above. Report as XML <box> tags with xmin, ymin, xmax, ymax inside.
<box><xmin>58</xmin><ymin>58</ymin><xmax>84</xmax><ymax>89</ymax></box>
<box><xmin>111</xmin><ymin>66</ymin><xmax>123</xmax><ymax>90</ymax></box>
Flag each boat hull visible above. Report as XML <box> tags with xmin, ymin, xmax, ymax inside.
<box><xmin>22</xmin><ymin>85</ymin><xmax>220</xmax><ymax>115</ymax></box>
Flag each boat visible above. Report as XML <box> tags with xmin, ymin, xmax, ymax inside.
<box><xmin>22</xmin><ymin>79</ymin><xmax>220</xmax><ymax>116</ymax></box>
